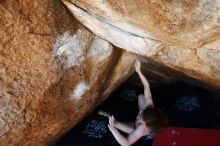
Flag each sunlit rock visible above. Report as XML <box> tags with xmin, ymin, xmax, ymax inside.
<box><xmin>63</xmin><ymin>0</ymin><xmax>220</xmax><ymax>87</ymax></box>
<box><xmin>1</xmin><ymin>0</ymin><xmax>220</xmax><ymax>146</ymax></box>
<box><xmin>0</xmin><ymin>1</ymin><xmax>136</xmax><ymax>146</ymax></box>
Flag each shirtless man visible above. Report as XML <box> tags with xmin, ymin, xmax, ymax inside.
<box><xmin>108</xmin><ymin>60</ymin><xmax>168</xmax><ymax>146</ymax></box>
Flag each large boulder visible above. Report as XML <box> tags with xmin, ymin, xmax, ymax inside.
<box><xmin>1</xmin><ymin>0</ymin><xmax>220</xmax><ymax>145</ymax></box>
<box><xmin>0</xmin><ymin>0</ymin><xmax>136</xmax><ymax>146</ymax></box>
<box><xmin>63</xmin><ymin>0</ymin><xmax>220</xmax><ymax>87</ymax></box>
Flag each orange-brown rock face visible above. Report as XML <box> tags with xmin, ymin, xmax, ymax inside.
<box><xmin>1</xmin><ymin>0</ymin><xmax>220</xmax><ymax>146</ymax></box>
<box><xmin>63</xmin><ymin>0</ymin><xmax>220</xmax><ymax>87</ymax></box>
<box><xmin>0</xmin><ymin>0</ymin><xmax>136</xmax><ymax>146</ymax></box>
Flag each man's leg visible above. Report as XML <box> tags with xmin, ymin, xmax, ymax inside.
<box><xmin>138</xmin><ymin>94</ymin><xmax>146</xmax><ymax>111</ymax></box>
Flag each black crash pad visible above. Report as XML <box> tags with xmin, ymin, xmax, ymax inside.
<box><xmin>54</xmin><ymin>81</ymin><xmax>220</xmax><ymax>146</ymax></box>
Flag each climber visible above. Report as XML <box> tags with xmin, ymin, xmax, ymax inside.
<box><xmin>108</xmin><ymin>59</ymin><xmax>168</xmax><ymax>146</ymax></box>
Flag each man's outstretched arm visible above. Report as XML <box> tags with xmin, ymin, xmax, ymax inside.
<box><xmin>135</xmin><ymin>60</ymin><xmax>154</xmax><ymax>108</ymax></box>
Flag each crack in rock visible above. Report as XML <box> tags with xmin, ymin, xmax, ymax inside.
<box><xmin>62</xmin><ymin>0</ymin><xmax>163</xmax><ymax>56</ymax></box>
